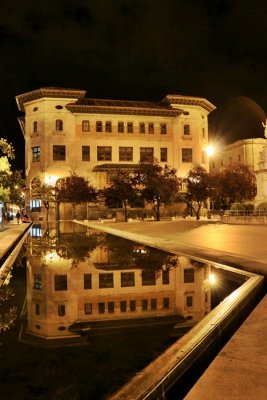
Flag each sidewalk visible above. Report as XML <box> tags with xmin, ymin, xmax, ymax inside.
<box><xmin>0</xmin><ymin>220</ymin><xmax>31</xmax><ymax>261</ymax></box>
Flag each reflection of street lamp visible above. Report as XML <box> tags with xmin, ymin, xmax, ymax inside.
<box><xmin>209</xmin><ymin>273</ymin><xmax>216</xmax><ymax>285</ymax></box>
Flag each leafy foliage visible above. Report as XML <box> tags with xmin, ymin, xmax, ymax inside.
<box><xmin>210</xmin><ymin>163</ymin><xmax>257</xmax><ymax>209</ymax></box>
<box><xmin>178</xmin><ymin>165</ymin><xmax>210</xmax><ymax>220</ymax></box>
<box><xmin>31</xmin><ymin>177</ymin><xmax>55</xmax><ymax>221</ymax></box>
<box><xmin>136</xmin><ymin>160</ymin><xmax>179</xmax><ymax>221</ymax></box>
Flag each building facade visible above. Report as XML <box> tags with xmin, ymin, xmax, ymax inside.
<box><xmin>16</xmin><ymin>87</ymin><xmax>216</xmax><ymax>218</ymax></box>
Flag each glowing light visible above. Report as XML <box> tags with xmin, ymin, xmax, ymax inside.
<box><xmin>44</xmin><ymin>175</ymin><xmax>57</xmax><ymax>186</ymax></box>
<box><xmin>206</xmin><ymin>145</ymin><xmax>215</xmax><ymax>157</ymax></box>
<box><xmin>209</xmin><ymin>273</ymin><xmax>216</xmax><ymax>285</ymax></box>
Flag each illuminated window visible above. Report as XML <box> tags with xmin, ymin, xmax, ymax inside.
<box><xmin>84</xmin><ymin>274</ymin><xmax>92</xmax><ymax>289</ymax></box>
<box><xmin>54</xmin><ymin>275</ymin><xmax>67</xmax><ymax>291</ymax></box>
<box><xmin>84</xmin><ymin>303</ymin><xmax>92</xmax><ymax>314</ymax></box>
<box><xmin>160</xmin><ymin>148</ymin><xmax>167</xmax><ymax>162</ymax></box>
<box><xmin>140</xmin><ymin>147</ymin><xmax>154</xmax><ymax>161</ymax></box>
<box><xmin>32</xmin><ymin>146</ymin><xmax>40</xmax><ymax>162</ymax></box>
<box><xmin>119</xmin><ymin>147</ymin><xmax>133</xmax><ymax>161</ymax></box>
<box><xmin>127</xmin><ymin>122</ymin><xmax>133</xmax><ymax>133</ymax></box>
<box><xmin>182</xmin><ymin>148</ymin><xmax>192</xmax><ymax>163</ymax></box>
<box><xmin>97</xmin><ymin>146</ymin><xmax>112</xmax><ymax>161</ymax></box>
<box><xmin>33</xmin><ymin>274</ymin><xmax>42</xmax><ymax>290</ymax></box>
<box><xmin>148</xmin><ymin>123</ymin><xmax>154</xmax><ymax>134</ymax></box>
<box><xmin>118</xmin><ymin>121</ymin><xmax>124</xmax><ymax>133</ymax></box>
<box><xmin>53</xmin><ymin>145</ymin><xmax>66</xmax><ymax>161</ymax></box>
<box><xmin>55</xmin><ymin>119</ymin><xmax>63</xmax><ymax>131</ymax></box>
<box><xmin>183</xmin><ymin>124</ymin><xmax>190</xmax><ymax>135</ymax></box>
<box><xmin>139</xmin><ymin>122</ymin><xmax>145</xmax><ymax>133</ymax></box>
<box><xmin>121</xmin><ymin>272</ymin><xmax>135</xmax><ymax>287</ymax></box>
<box><xmin>160</xmin><ymin>123</ymin><xmax>167</xmax><ymax>134</ymax></box>
<box><xmin>82</xmin><ymin>146</ymin><xmax>90</xmax><ymax>161</ymax></box>
<box><xmin>105</xmin><ymin>121</ymin><xmax>112</xmax><ymax>132</ymax></box>
<box><xmin>99</xmin><ymin>273</ymin><xmax>114</xmax><ymax>288</ymax></box>
<box><xmin>184</xmin><ymin>268</ymin><xmax>194</xmax><ymax>283</ymax></box>
<box><xmin>96</xmin><ymin>121</ymin><xmax>102</xmax><ymax>132</ymax></box>
<box><xmin>82</xmin><ymin>120</ymin><xmax>90</xmax><ymax>132</ymax></box>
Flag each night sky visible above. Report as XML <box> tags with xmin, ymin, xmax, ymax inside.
<box><xmin>1</xmin><ymin>0</ymin><xmax>267</xmax><ymax>171</ymax></box>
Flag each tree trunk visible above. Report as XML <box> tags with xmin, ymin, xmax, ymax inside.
<box><xmin>124</xmin><ymin>201</ymin><xmax>127</xmax><ymax>221</ymax></box>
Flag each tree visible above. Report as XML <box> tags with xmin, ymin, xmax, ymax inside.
<box><xmin>178</xmin><ymin>165</ymin><xmax>211</xmax><ymax>220</ymax></box>
<box><xmin>56</xmin><ymin>172</ymin><xmax>97</xmax><ymax>219</ymax></box>
<box><xmin>210</xmin><ymin>163</ymin><xmax>257</xmax><ymax>209</ymax></box>
<box><xmin>0</xmin><ymin>138</ymin><xmax>15</xmax><ymax>207</ymax></box>
<box><xmin>101</xmin><ymin>169</ymin><xmax>137</xmax><ymax>221</ymax></box>
<box><xmin>31</xmin><ymin>177</ymin><xmax>56</xmax><ymax>221</ymax></box>
<box><xmin>137</xmin><ymin>160</ymin><xmax>179</xmax><ymax>221</ymax></box>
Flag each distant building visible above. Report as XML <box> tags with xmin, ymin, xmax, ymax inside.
<box><xmin>210</xmin><ymin>138</ymin><xmax>267</xmax><ymax>209</ymax></box>
<box><xmin>16</xmin><ymin>87</ymin><xmax>216</xmax><ymax>219</ymax></box>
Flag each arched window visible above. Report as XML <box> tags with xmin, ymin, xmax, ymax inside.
<box><xmin>55</xmin><ymin>119</ymin><xmax>63</xmax><ymax>131</ymax></box>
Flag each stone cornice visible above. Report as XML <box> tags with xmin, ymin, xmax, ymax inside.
<box><xmin>161</xmin><ymin>95</ymin><xmax>216</xmax><ymax>113</ymax></box>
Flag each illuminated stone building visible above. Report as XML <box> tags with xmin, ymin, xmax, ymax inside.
<box><xmin>16</xmin><ymin>87</ymin><xmax>216</xmax><ymax>219</ymax></box>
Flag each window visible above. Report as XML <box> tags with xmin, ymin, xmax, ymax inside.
<box><xmin>151</xmin><ymin>298</ymin><xmax>157</xmax><ymax>310</ymax></box>
<box><xmin>108</xmin><ymin>302</ymin><xmax>115</xmax><ymax>313</ymax></box>
<box><xmin>183</xmin><ymin>124</ymin><xmax>190</xmax><ymax>135</ymax></box>
<box><xmin>33</xmin><ymin>274</ymin><xmax>42</xmax><ymax>290</ymax></box>
<box><xmin>148</xmin><ymin>123</ymin><xmax>154</xmax><ymax>134</ymax></box>
<box><xmin>160</xmin><ymin>148</ymin><xmax>167</xmax><ymax>162</ymax></box>
<box><xmin>32</xmin><ymin>146</ymin><xmax>40</xmax><ymax>162</ymax></box>
<box><xmin>53</xmin><ymin>145</ymin><xmax>66</xmax><ymax>161</ymax></box>
<box><xmin>82</xmin><ymin>120</ymin><xmax>90</xmax><ymax>132</ymax></box>
<box><xmin>84</xmin><ymin>274</ymin><xmax>92</xmax><ymax>289</ymax></box>
<box><xmin>182</xmin><ymin>148</ymin><xmax>192</xmax><ymax>163</ymax></box>
<box><xmin>142</xmin><ymin>270</ymin><xmax>156</xmax><ymax>286</ymax></box>
<box><xmin>58</xmin><ymin>305</ymin><xmax>65</xmax><ymax>316</ymax></box>
<box><xmin>119</xmin><ymin>147</ymin><xmax>133</xmax><ymax>161</ymax></box>
<box><xmin>162</xmin><ymin>270</ymin><xmax>169</xmax><ymax>285</ymax></box>
<box><xmin>84</xmin><ymin>303</ymin><xmax>92</xmax><ymax>315</ymax></box>
<box><xmin>184</xmin><ymin>268</ymin><xmax>195</xmax><ymax>283</ymax></box>
<box><xmin>120</xmin><ymin>301</ymin><xmax>127</xmax><ymax>312</ymax></box>
<box><xmin>33</xmin><ymin>121</ymin><xmax>38</xmax><ymax>133</ymax></box>
<box><xmin>139</xmin><ymin>122</ymin><xmax>145</xmax><ymax>134</ymax></box>
<box><xmin>105</xmin><ymin>121</ymin><xmax>112</xmax><ymax>132</ymax></box>
<box><xmin>163</xmin><ymin>297</ymin><xmax>170</xmax><ymax>309</ymax></box>
<box><xmin>55</xmin><ymin>119</ymin><xmax>63</xmax><ymax>131</ymax></box>
<box><xmin>186</xmin><ymin>295</ymin><xmax>193</xmax><ymax>308</ymax></box>
<box><xmin>160</xmin><ymin>123</ymin><xmax>167</xmax><ymax>134</ymax></box>
<box><xmin>127</xmin><ymin>122</ymin><xmax>133</xmax><ymax>133</ymax></box>
<box><xmin>96</xmin><ymin>121</ymin><xmax>102</xmax><ymax>132</ymax></box>
<box><xmin>82</xmin><ymin>146</ymin><xmax>90</xmax><ymax>161</ymax></box>
<box><xmin>118</xmin><ymin>121</ymin><xmax>124</xmax><ymax>133</ymax></box>
<box><xmin>140</xmin><ymin>147</ymin><xmax>154</xmax><ymax>162</ymax></box>
<box><xmin>30</xmin><ymin>199</ymin><xmax>41</xmax><ymax>212</ymax></box>
<box><xmin>202</xmin><ymin>151</ymin><xmax>206</xmax><ymax>164</ymax></box>
<box><xmin>98</xmin><ymin>302</ymin><xmax>105</xmax><ymax>314</ymax></box>
<box><xmin>202</xmin><ymin>127</ymin><xmax>205</xmax><ymax>138</ymax></box>
<box><xmin>99</xmin><ymin>273</ymin><xmax>114</xmax><ymax>288</ymax></box>
<box><xmin>35</xmin><ymin>303</ymin><xmax>40</xmax><ymax>315</ymax></box>
<box><xmin>97</xmin><ymin>146</ymin><xmax>112</xmax><ymax>161</ymax></box>
<box><xmin>121</xmin><ymin>272</ymin><xmax>135</xmax><ymax>287</ymax></box>
<box><xmin>54</xmin><ymin>275</ymin><xmax>68</xmax><ymax>291</ymax></box>
<box><xmin>129</xmin><ymin>300</ymin><xmax>136</xmax><ymax>312</ymax></box>
<box><xmin>142</xmin><ymin>299</ymin><xmax>148</xmax><ymax>311</ymax></box>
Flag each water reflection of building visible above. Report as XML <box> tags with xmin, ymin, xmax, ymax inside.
<box><xmin>23</xmin><ymin>223</ymin><xmax>212</xmax><ymax>343</ymax></box>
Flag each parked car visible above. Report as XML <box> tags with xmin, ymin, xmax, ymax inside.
<box><xmin>22</xmin><ymin>214</ymin><xmax>31</xmax><ymax>223</ymax></box>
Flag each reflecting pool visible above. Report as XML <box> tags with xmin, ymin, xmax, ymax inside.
<box><xmin>0</xmin><ymin>222</ymin><xmax>247</xmax><ymax>399</ymax></box>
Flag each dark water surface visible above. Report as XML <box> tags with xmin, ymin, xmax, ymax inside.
<box><xmin>0</xmin><ymin>222</ymin><xmax>246</xmax><ymax>400</ymax></box>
